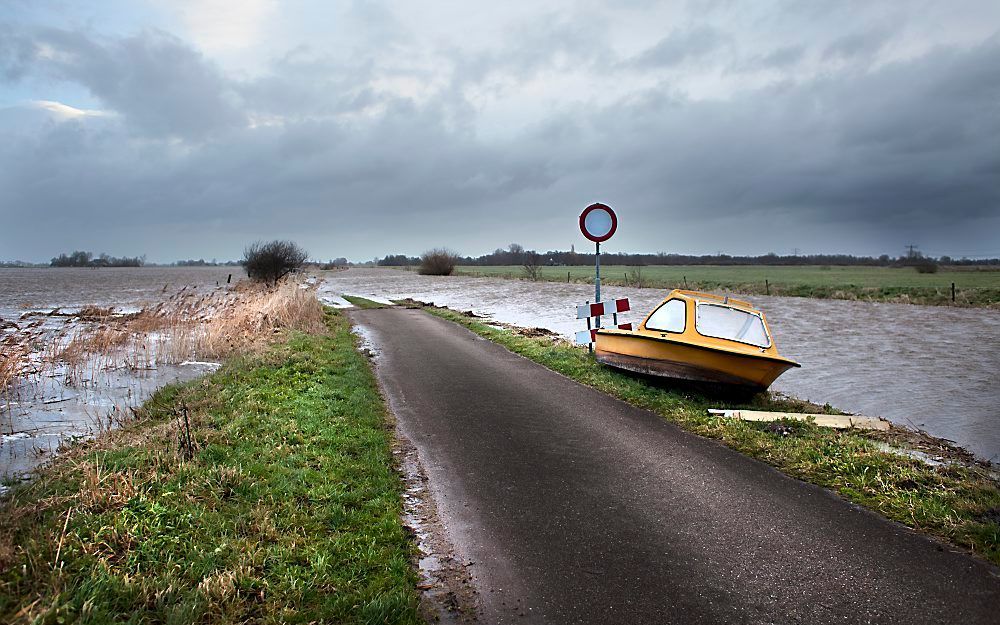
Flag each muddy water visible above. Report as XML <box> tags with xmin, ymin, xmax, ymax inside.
<box><xmin>0</xmin><ymin>266</ymin><xmax>244</xmax><ymax>321</ymax></box>
<box><xmin>320</xmin><ymin>268</ymin><xmax>1000</xmax><ymax>461</ymax></box>
<box><xmin>0</xmin><ymin>267</ymin><xmax>241</xmax><ymax>486</ymax></box>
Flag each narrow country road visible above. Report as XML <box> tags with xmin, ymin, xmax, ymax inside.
<box><xmin>351</xmin><ymin>308</ymin><xmax>1000</xmax><ymax>624</ymax></box>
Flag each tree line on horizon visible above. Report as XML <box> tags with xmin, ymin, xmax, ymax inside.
<box><xmin>373</xmin><ymin>244</ymin><xmax>998</xmax><ymax>268</ymax></box>
<box><xmin>49</xmin><ymin>251</ymin><xmax>145</xmax><ymax>268</ymax></box>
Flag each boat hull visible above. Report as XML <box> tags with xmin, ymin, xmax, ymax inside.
<box><xmin>595</xmin><ymin>332</ymin><xmax>798</xmax><ymax>390</ymax></box>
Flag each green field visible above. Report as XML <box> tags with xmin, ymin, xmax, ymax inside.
<box><xmin>454</xmin><ymin>265</ymin><xmax>1000</xmax><ymax>306</ymax></box>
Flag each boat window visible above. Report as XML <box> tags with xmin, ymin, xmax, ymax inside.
<box><xmin>645</xmin><ymin>299</ymin><xmax>686</xmax><ymax>333</ymax></box>
<box><xmin>695</xmin><ymin>303</ymin><xmax>770</xmax><ymax>348</ymax></box>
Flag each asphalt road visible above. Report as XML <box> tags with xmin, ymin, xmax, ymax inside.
<box><xmin>352</xmin><ymin>308</ymin><xmax>1000</xmax><ymax>624</ymax></box>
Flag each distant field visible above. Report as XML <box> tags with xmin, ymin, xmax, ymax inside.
<box><xmin>453</xmin><ymin>265</ymin><xmax>1000</xmax><ymax>307</ymax></box>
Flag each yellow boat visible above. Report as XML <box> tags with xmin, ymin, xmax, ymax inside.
<box><xmin>594</xmin><ymin>290</ymin><xmax>799</xmax><ymax>391</ymax></box>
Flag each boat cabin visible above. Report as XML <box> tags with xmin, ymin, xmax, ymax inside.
<box><xmin>640</xmin><ymin>291</ymin><xmax>773</xmax><ymax>352</ymax></box>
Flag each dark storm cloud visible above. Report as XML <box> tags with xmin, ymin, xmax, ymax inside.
<box><xmin>577</xmin><ymin>37</ymin><xmax>1000</xmax><ymax>226</ymax></box>
<box><xmin>0</xmin><ymin>15</ymin><xmax>998</xmax><ymax>260</ymax></box>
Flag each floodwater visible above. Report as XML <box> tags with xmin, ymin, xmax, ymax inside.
<box><xmin>0</xmin><ymin>266</ymin><xmax>244</xmax><ymax>321</ymax></box>
<box><xmin>0</xmin><ymin>267</ymin><xmax>242</xmax><ymax>485</ymax></box>
<box><xmin>319</xmin><ymin>268</ymin><xmax>1000</xmax><ymax>461</ymax></box>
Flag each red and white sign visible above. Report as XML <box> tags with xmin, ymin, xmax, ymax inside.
<box><xmin>574</xmin><ymin>323</ymin><xmax>633</xmax><ymax>345</ymax></box>
<box><xmin>574</xmin><ymin>297</ymin><xmax>632</xmax><ymax>345</ymax></box>
<box><xmin>576</xmin><ymin>298</ymin><xmax>630</xmax><ymax>319</ymax></box>
<box><xmin>579</xmin><ymin>203</ymin><xmax>617</xmax><ymax>243</ymax></box>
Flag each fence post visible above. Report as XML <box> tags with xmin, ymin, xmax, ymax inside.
<box><xmin>567</xmin><ymin>271</ymin><xmax>570</xmax><ymax>283</ymax></box>
<box><xmin>765</xmin><ymin>279</ymin><xmax>770</xmax><ymax>295</ymax></box>
<box><xmin>683</xmin><ymin>276</ymin><xmax>688</xmax><ymax>288</ymax></box>
<box><xmin>952</xmin><ymin>282</ymin><xmax>956</xmax><ymax>302</ymax></box>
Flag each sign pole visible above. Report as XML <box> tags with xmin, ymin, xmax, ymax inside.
<box><xmin>579</xmin><ymin>202</ymin><xmax>617</xmax><ymax>336</ymax></box>
<box><xmin>594</xmin><ymin>241</ymin><xmax>601</xmax><ymax>328</ymax></box>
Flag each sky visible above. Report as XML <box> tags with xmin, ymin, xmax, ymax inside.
<box><xmin>0</xmin><ymin>0</ymin><xmax>998</xmax><ymax>263</ymax></box>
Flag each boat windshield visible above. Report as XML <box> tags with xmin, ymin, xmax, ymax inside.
<box><xmin>695</xmin><ymin>303</ymin><xmax>770</xmax><ymax>348</ymax></box>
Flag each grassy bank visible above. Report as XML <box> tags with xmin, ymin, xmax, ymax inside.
<box><xmin>415</xmin><ymin>303</ymin><xmax>1000</xmax><ymax>565</ymax></box>
<box><xmin>453</xmin><ymin>265</ymin><xmax>1000</xmax><ymax>307</ymax></box>
<box><xmin>0</xmin><ymin>308</ymin><xmax>421</xmax><ymax>624</ymax></box>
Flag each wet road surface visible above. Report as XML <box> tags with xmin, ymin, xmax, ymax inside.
<box><xmin>352</xmin><ymin>308</ymin><xmax>1000</xmax><ymax>624</ymax></box>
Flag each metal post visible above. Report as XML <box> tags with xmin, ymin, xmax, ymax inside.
<box><xmin>595</xmin><ymin>241</ymin><xmax>602</xmax><ymax>328</ymax></box>
<box><xmin>586</xmin><ymin>300</ymin><xmax>593</xmax><ymax>354</ymax></box>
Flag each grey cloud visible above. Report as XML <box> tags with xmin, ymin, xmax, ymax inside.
<box><xmin>1</xmin><ymin>19</ymin><xmax>998</xmax><ymax>261</ymax></box>
<box><xmin>0</xmin><ymin>26</ymin><xmax>244</xmax><ymax>138</ymax></box>
<box><xmin>631</xmin><ymin>26</ymin><xmax>730</xmax><ymax>68</ymax></box>
<box><xmin>577</xmin><ymin>38</ymin><xmax>1000</xmax><ymax>227</ymax></box>
<box><xmin>0</xmin><ymin>23</ymin><xmax>35</xmax><ymax>80</ymax></box>
<box><xmin>732</xmin><ymin>44</ymin><xmax>805</xmax><ymax>72</ymax></box>
<box><xmin>823</xmin><ymin>27</ymin><xmax>891</xmax><ymax>61</ymax></box>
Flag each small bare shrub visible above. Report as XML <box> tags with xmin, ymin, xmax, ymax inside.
<box><xmin>627</xmin><ymin>265</ymin><xmax>644</xmax><ymax>288</ymax></box>
<box><xmin>915</xmin><ymin>261</ymin><xmax>939</xmax><ymax>274</ymax></box>
<box><xmin>242</xmin><ymin>240</ymin><xmax>308</xmax><ymax>284</ymax></box>
<box><xmin>419</xmin><ymin>249</ymin><xmax>459</xmax><ymax>276</ymax></box>
<box><xmin>522</xmin><ymin>252</ymin><xmax>542</xmax><ymax>281</ymax></box>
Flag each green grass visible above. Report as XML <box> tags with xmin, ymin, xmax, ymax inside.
<box><xmin>419</xmin><ymin>304</ymin><xmax>1000</xmax><ymax>564</ymax></box>
<box><xmin>453</xmin><ymin>265</ymin><xmax>1000</xmax><ymax>306</ymax></box>
<box><xmin>343</xmin><ymin>295</ymin><xmax>390</xmax><ymax>309</ymax></box>
<box><xmin>0</xmin><ymin>309</ymin><xmax>421</xmax><ymax>624</ymax></box>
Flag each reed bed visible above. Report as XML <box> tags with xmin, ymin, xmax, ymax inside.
<box><xmin>0</xmin><ymin>279</ymin><xmax>325</xmax><ymax>415</ymax></box>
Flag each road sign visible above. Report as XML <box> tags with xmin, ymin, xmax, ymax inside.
<box><xmin>579</xmin><ymin>202</ymin><xmax>618</xmax><ymax>331</ymax></box>
<box><xmin>579</xmin><ymin>203</ymin><xmax>617</xmax><ymax>243</ymax></box>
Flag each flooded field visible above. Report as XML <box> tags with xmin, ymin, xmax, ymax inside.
<box><xmin>0</xmin><ymin>267</ymin><xmax>244</xmax><ymax>486</ymax></box>
<box><xmin>320</xmin><ymin>268</ymin><xmax>1000</xmax><ymax>461</ymax></box>
<box><xmin>0</xmin><ymin>266</ymin><xmax>243</xmax><ymax>321</ymax></box>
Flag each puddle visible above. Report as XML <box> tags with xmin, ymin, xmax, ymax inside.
<box><xmin>395</xmin><ymin>431</ymin><xmax>477</xmax><ymax>624</ymax></box>
<box><xmin>351</xmin><ymin>325</ymin><xmax>380</xmax><ymax>359</ymax></box>
<box><xmin>320</xmin><ymin>294</ymin><xmax>353</xmax><ymax>308</ymax></box>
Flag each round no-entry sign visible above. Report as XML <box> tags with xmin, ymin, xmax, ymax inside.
<box><xmin>579</xmin><ymin>203</ymin><xmax>617</xmax><ymax>243</ymax></box>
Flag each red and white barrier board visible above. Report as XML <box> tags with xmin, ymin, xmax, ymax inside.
<box><xmin>574</xmin><ymin>297</ymin><xmax>633</xmax><ymax>345</ymax></box>
<box><xmin>574</xmin><ymin>323</ymin><xmax>633</xmax><ymax>345</ymax></box>
<box><xmin>576</xmin><ymin>298</ymin><xmax>630</xmax><ymax>319</ymax></box>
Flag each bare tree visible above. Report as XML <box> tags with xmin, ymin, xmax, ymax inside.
<box><xmin>522</xmin><ymin>251</ymin><xmax>542</xmax><ymax>281</ymax></box>
<box><xmin>419</xmin><ymin>248</ymin><xmax>459</xmax><ymax>275</ymax></box>
<box><xmin>242</xmin><ymin>240</ymin><xmax>308</xmax><ymax>284</ymax></box>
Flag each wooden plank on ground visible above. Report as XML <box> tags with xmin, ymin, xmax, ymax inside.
<box><xmin>708</xmin><ymin>409</ymin><xmax>890</xmax><ymax>431</ymax></box>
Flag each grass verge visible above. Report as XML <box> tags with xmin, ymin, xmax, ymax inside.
<box><xmin>0</xmin><ymin>308</ymin><xmax>421</xmax><ymax>624</ymax></box>
<box><xmin>343</xmin><ymin>295</ymin><xmax>391</xmax><ymax>309</ymax></box>
<box><xmin>416</xmin><ymin>303</ymin><xmax>1000</xmax><ymax>565</ymax></box>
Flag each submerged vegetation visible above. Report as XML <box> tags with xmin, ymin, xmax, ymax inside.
<box><xmin>0</xmin><ymin>307</ymin><xmax>421</xmax><ymax>624</ymax></box>
<box><xmin>2</xmin><ymin>280</ymin><xmax>324</xmax><ymax>412</ymax></box>
<box><xmin>415</xmin><ymin>303</ymin><xmax>1000</xmax><ymax>564</ymax></box>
